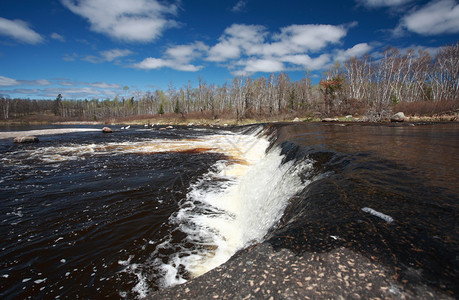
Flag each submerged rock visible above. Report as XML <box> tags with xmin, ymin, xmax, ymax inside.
<box><xmin>391</xmin><ymin>112</ymin><xmax>405</xmax><ymax>122</ymax></box>
<box><xmin>102</xmin><ymin>127</ymin><xmax>112</xmax><ymax>133</ymax></box>
<box><xmin>13</xmin><ymin>136</ymin><xmax>39</xmax><ymax>143</ymax></box>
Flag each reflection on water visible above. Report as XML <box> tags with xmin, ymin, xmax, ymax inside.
<box><xmin>279</xmin><ymin>123</ymin><xmax>459</xmax><ymax>194</ymax></box>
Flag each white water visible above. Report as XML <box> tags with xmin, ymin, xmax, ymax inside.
<box><xmin>152</xmin><ymin>132</ymin><xmax>314</xmax><ymax>289</ymax></box>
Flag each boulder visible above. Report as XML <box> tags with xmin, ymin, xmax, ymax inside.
<box><xmin>14</xmin><ymin>136</ymin><xmax>39</xmax><ymax>143</ymax></box>
<box><xmin>293</xmin><ymin>117</ymin><xmax>301</xmax><ymax>122</ymax></box>
<box><xmin>102</xmin><ymin>127</ymin><xmax>112</xmax><ymax>133</ymax></box>
<box><xmin>391</xmin><ymin>112</ymin><xmax>405</xmax><ymax>122</ymax></box>
<box><xmin>322</xmin><ymin>118</ymin><xmax>339</xmax><ymax>122</ymax></box>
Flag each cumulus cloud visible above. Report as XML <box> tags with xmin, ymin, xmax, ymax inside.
<box><xmin>280</xmin><ymin>54</ymin><xmax>331</xmax><ymax>70</ymax></box>
<box><xmin>333</xmin><ymin>43</ymin><xmax>373</xmax><ymax>62</ymax></box>
<box><xmin>208</xmin><ymin>24</ymin><xmax>266</xmax><ymax>62</ymax></box>
<box><xmin>356</xmin><ymin>0</ymin><xmax>413</xmax><ymax>8</ymax></box>
<box><xmin>134</xmin><ymin>57</ymin><xmax>202</xmax><ymax>72</ymax></box>
<box><xmin>207</xmin><ymin>23</ymin><xmax>350</xmax><ymax>74</ymax></box>
<box><xmin>134</xmin><ymin>42</ymin><xmax>207</xmax><ymax>71</ymax></box>
<box><xmin>61</xmin><ymin>0</ymin><xmax>178</xmax><ymax>42</ymax></box>
<box><xmin>134</xmin><ymin>22</ymin><xmax>357</xmax><ymax>74</ymax></box>
<box><xmin>0</xmin><ymin>17</ymin><xmax>43</xmax><ymax>44</ymax></box>
<box><xmin>244</xmin><ymin>58</ymin><xmax>285</xmax><ymax>73</ymax></box>
<box><xmin>399</xmin><ymin>0</ymin><xmax>459</xmax><ymax>35</ymax></box>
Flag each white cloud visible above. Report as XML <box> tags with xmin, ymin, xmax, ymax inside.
<box><xmin>207</xmin><ymin>24</ymin><xmax>266</xmax><ymax>62</ymax></box>
<box><xmin>208</xmin><ymin>23</ymin><xmax>350</xmax><ymax>74</ymax></box>
<box><xmin>89</xmin><ymin>82</ymin><xmax>122</xmax><ymax>89</ymax></box>
<box><xmin>0</xmin><ymin>17</ymin><xmax>43</xmax><ymax>44</ymax></box>
<box><xmin>134</xmin><ymin>42</ymin><xmax>206</xmax><ymax>71</ymax></box>
<box><xmin>100</xmin><ymin>49</ymin><xmax>133</xmax><ymax>61</ymax></box>
<box><xmin>79</xmin><ymin>49</ymin><xmax>133</xmax><ymax>63</ymax></box>
<box><xmin>244</xmin><ymin>58</ymin><xmax>285</xmax><ymax>73</ymax></box>
<box><xmin>357</xmin><ymin>0</ymin><xmax>413</xmax><ymax>8</ymax></box>
<box><xmin>61</xmin><ymin>0</ymin><xmax>178</xmax><ymax>42</ymax></box>
<box><xmin>271</xmin><ymin>24</ymin><xmax>348</xmax><ymax>53</ymax></box>
<box><xmin>231</xmin><ymin>0</ymin><xmax>247</xmax><ymax>12</ymax></box>
<box><xmin>281</xmin><ymin>54</ymin><xmax>331</xmax><ymax>70</ymax></box>
<box><xmin>135</xmin><ymin>23</ymin><xmax>353</xmax><ymax>74</ymax></box>
<box><xmin>333</xmin><ymin>43</ymin><xmax>373</xmax><ymax>62</ymax></box>
<box><xmin>134</xmin><ymin>57</ymin><xmax>202</xmax><ymax>72</ymax></box>
<box><xmin>165</xmin><ymin>42</ymin><xmax>208</xmax><ymax>62</ymax></box>
<box><xmin>0</xmin><ymin>76</ymin><xmax>19</xmax><ymax>86</ymax></box>
<box><xmin>51</xmin><ymin>32</ymin><xmax>65</xmax><ymax>42</ymax></box>
<box><xmin>399</xmin><ymin>0</ymin><xmax>459</xmax><ymax>35</ymax></box>
<box><xmin>1</xmin><ymin>80</ymin><xmax>123</xmax><ymax>99</ymax></box>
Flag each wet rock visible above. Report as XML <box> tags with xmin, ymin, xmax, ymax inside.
<box><xmin>102</xmin><ymin>127</ymin><xmax>112</xmax><ymax>133</ymax></box>
<box><xmin>13</xmin><ymin>136</ymin><xmax>39</xmax><ymax>143</ymax></box>
<box><xmin>391</xmin><ymin>112</ymin><xmax>405</xmax><ymax>122</ymax></box>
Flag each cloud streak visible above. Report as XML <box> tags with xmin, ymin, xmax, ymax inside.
<box><xmin>356</xmin><ymin>0</ymin><xmax>413</xmax><ymax>8</ymax></box>
<box><xmin>0</xmin><ymin>17</ymin><xmax>43</xmax><ymax>44</ymax></box>
<box><xmin>0</xmin><ymin>77</ymin><xmax>124</xmax><ymax>99</ymax></box>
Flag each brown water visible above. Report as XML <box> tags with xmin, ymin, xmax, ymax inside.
<box><xmin>276</xmin><ymin>122</ymin><xmax>459</xmax><ymax>194</ymax></box>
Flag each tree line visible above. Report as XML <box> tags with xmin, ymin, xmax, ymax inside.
<box><xmin>1</xmin><ymin>42</ymin><xmax>457</xmax><ymax>122</ymax></box>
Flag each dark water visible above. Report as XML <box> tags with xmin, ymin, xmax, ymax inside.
<box><xmin>267</xmin><ymin>122</ymin><xmax>458</xmax><ymax>297</ymax></box>
<box><xmin>0</xmin><ymin>126</ymin><xmax>232</xmax><ymax>299</ymax></box>
<box><xmin>0</xmin><ymin>123</ymin><xmax>458</xmax><ymax>298</ymax></box>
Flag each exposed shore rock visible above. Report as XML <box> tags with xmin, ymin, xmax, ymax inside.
<box><xmin>322</xmin><ymin>118</ymin><xmax>339</xmax><ymax>122</ymax></box>
<box><xmin>391</xmin><ymin>112</ymin><xmax>405</xmax><ymax>122</ymax></box>
<box><xmin>13</xmin><ymin>136</ymin><xmax>39</xmax><ymax>143</ymax></box>
<box><xmin>102</xmin><ymin>127</ymin><xmax>112</xmax><ymax>133</ymax></box>
<box><xmin>150</xmin><ymin>243</ymin><xmax>447</xmax><ymax>300</ymax></box>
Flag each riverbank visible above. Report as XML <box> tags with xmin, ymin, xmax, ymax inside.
<box><xmin>1</xmin><ymin>110</ymin><xmax>458</xmax><ymax>128</ymax></box>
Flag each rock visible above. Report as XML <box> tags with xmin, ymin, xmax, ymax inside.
<box><xmin>345</xmin><ymin>115</ymin><xmax>353</xmax><ymax>119</ymax></box>
<box><xmin>322</xmin><ymin>118</ymin><xmax>339</xmax><ymax>122</ymax></box>
<box><xmin>391</xmin><ymin>112</ymin><xmax>405</xmax><ymax>122</ymax></box>
<box><xmin>293</xmin><ymin>117</ymin><xmax>301</xmax><ymax>122</ymax></box>
<box><xmin>102</xmin><ymin>127</ymin><xmax>112</xmax><ymax>133</ymax></box>
<box><xmin>13</xmin><ymin>136</ymin><xmax>39</xmax><ymax>143</ymax></box>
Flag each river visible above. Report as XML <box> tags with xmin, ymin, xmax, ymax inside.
<box><xmin>0</xmin><ymin>122</ymin><xmax>457</xmax><ymax>298</ymax></box>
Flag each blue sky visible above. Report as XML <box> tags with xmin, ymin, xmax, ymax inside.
<box><xmin>0</xmin><ymin>0</ymin><xmax>458</xmax><ymax>100</ymax></box>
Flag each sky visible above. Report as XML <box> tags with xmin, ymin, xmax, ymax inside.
<box><xmin>0</xmin><ymin>0</ymin><xmax>458</xmax><ymax>100</ymax></box>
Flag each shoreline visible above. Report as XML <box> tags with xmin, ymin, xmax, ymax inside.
<box><xmin>0</xmin><ymin>111</ymin><xmax>458</xmax><ymax>128</ymax></box>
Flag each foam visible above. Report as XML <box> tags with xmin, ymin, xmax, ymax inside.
<box><xmin>153</xmin><ymin>133</ymin><xmax>314</xmax><ymax>289</ymax></box>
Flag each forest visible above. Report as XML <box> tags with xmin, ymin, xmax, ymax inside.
<box><xmin>1</xmin><ymin>42</ymin><xmax>458</xmax><ymax>123</ymax></box>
